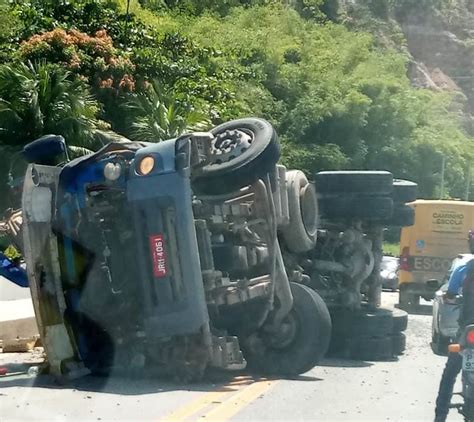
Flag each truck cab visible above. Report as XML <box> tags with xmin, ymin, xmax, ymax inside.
<box><xmin>20</xmin><ymin>120</ymin><xmax>332</xmax><ymax>379</ymax></box>
<box><xmin>17</xmin><ymin>119</ymin><xmax>415</xmax><ymax>379</ymax></box>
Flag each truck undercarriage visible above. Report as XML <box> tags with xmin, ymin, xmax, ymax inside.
<box><xmin>12</xmin><ymin>118</ymin><xmax>413</xmax><ymax>379</ymax></box>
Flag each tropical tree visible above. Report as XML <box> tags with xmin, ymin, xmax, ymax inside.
<box><xmin>125</xmin><ymin>79</ymin><xmax>210</xmax><ymax>142</ymax></box>
<box><xmin>0</xmin><ymin>61</ymin><xmax>102</xmax><ymax>149</ymax></box>
<box><xmin>0</xmin><ymin>61</ymin><xmax>104</xmax><ymax>211</ymax></box>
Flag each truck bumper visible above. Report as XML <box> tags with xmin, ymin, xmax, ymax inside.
<box><xmin>127</xmin><ymin>139</ymin><xmax>209</xmax><ymax>339</ymax></box>
<box><xmin>399</xmin><ymin>281</ymin><xmax>440</xmax><ymax>301</ymax></box>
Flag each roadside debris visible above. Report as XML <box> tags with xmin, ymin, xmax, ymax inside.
<box><xmin>1</xmin><ymin>336</ymin><xmax>40</xmax><ymax>353</ymax></box>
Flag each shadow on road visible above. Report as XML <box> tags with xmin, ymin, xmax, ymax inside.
<box><xmin>396</xmin><ymin>303</ymin><xmax>433</xmax><ymax>316</ymax></box>
<box><xmin>0</xmin><ymin>366</ymin><xmax>323</xmax><ymax>396</ymax></box>
<box><xmin>0</xmin><ymin>372</ymin><xmax>249</xmax><ymax>395</ymax></box>
<box><xmin>278</xmin><ymin>374</ymin><xmax>323</xmax><ymax>382</ymax></box>
<box><xmin>320</xmin><ymin>358</ymin><xmax>374</xmax><ymax>368</ymax></box>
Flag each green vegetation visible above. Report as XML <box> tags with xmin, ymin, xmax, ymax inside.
<box><xmin>383</xmin><ymin>242</ymin><xmax>400</xmax><ymax>257</ymax></box>
<box><xmin>125</xmin><ymin>80</ymin><xmax>210</xmax><ymax>141</ymax></box>
<box><xmin>0</xmin><ymin>61</ymin><xmax>101</xmax><ymax>149</ymax></box>
<box><xmin>0</xmin><ymin>0</ymin><xmax>472</xmax><ymax>213</ymax></box>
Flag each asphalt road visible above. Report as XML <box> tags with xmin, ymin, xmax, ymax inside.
<box><xmin>0</xmin><ymin>293</ymin><xmax>464</xmax><ymax>421</ymax></box>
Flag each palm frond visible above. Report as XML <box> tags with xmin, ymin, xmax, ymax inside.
<box><xmin>67</xmin><ymin>145</ymin><xmax>94</xmax><ymax>159</ymax></box>
<box><xmin>124</xmin><ymin>79</ymin><xmax>210</xmax><ymax>143</ymax></box>
<box><xmin>0</xmin><ymin>61</ymin><xmax>101</xmax><ymax>149</ymax></box>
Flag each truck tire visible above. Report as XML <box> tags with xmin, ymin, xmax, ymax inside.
<box><xmin>193</xmin><ymin>118</ymin><xmax>280</xmax><ymax>195</ymax></box>
<box><xmin>391</xmin><ymin>332</ymin><xmax>406</xmax><ymax>355</ymax></box>
<box><xmin>431</xmin><ymin>331</ymin><xmax>449</xmax><ymax>356</ymax></box>
<box><xmin>463</xmin><ymin>398</ymin><xmax>474</xmax><ymax>422</ymax></box>
<box><xmin>348</xmin><ymin>336</ymin><xmax>393</xmax><ymax>361</ymax></box>
<box><xmin>327</xmin><ymin>308</ymin><xmax>351</xmax><ymax>356</ymax></box>
<box><xmin>315</xmin><ymin>171</ymin><xmax>393</xmax><ymax>195</ymax></box>
<box><xmin>392</xmin><ymin>179</ymin><xmax>417</xmax><ymax>203</ymax></box>
<box><xmin>352</xmin><ymin>307</ymin><xmax>394</xmax><ymax>337</ymax></box>
<box><xmin>329</xmin><ymin>307</ymin><xmax>391</xmax><ymax>335</ymax></box>
<box><xmin>390</xmin><ymin>308</ymin><xmax>408</xmax><ymax>333</ymax></box>
<box><xmin>387</xmin><ymin>204</ymin><xmax>414</xmax><ymax>227</ymax></box>
<box><xmin>319</xmin><ymin>196</ymin><xmax>393</xmax><ymax>221</ymax></box>
<box><xmin>245</xmin><ymin>283</ymin><xmax>331</xmax><ymax>375</ymax></box>
<box><xmin>280</xmin><ymin>171</ymin><xmax>318</xmax><ymax>253</ymax></box>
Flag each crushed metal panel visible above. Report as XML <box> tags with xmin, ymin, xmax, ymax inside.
<box><xmin>44</xmin><ymin>324</ymin><xmax>75</xmax><ymax>374</ymax></box>
<box><xmin>30</xmin><ymin>186</ymin><xmax>52</xmax><ymax>222</ymax></box>
<box><xmin>22</xmin><ymin>164</ymin><xmax>79</xmax><ymax>375</ymax></box>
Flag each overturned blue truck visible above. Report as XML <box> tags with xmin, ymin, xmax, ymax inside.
<box><xmin>10</xmin><ymin>118</ymin><xmax>414</xmax><ymax>379</ymax></box>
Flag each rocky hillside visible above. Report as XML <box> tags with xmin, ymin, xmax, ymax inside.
<box><xmin>0</xmin><ymin>0</ymin><xmax>472</xmax><ymax>205</ymax></box>
<box><xmin>340</xmin><ymin>0</ymin><xmax>474</xmax><ymax>133</ymax></box>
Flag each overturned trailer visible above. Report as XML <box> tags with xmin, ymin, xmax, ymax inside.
<box><xmin>19</xmin><ymin>118</ymin><xmax>412</xmax><ymax>379</ymax></box>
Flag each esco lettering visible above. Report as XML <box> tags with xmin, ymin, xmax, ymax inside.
<box><xmin>412</xmin><ymin>256</ymin><xmax>451</xmax><ymax>273</ymax></box>
<box><xmin>434</xmin><ymin>218</ymin><xmax>463</xmax><ymax>226</ymax></box>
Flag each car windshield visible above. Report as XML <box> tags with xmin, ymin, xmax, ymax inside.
<box><xmin>0</xmin><ymin>1</ymin><xmax>473</xmax><ymax>421</ymax></box>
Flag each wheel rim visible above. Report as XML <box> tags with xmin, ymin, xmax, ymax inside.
<box><xmin>265</xmin><ymin>312</ymin><xmax>299</xmax><ymax>350</ymax></box>
<box><xmin>209</xmin><ymin>129</ymin><xmax>254</xmax><ymax>165</ymax></box>
<box><xmin>300</xmin><ymin>183</ymin><xmax>318</xmax><ymax>236</ymax></box>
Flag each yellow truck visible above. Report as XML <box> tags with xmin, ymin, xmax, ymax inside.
<box><xmin>398</xmin><ymin>200</ymin><xmax>474</xmax><ymax>307</ymax></box>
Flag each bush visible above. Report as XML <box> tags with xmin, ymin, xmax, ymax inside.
<box><xmin>19</xmin><ymin>28</ymin><xmax>135</xmax><ymax>92</ymax></box>
<box><xmin>0</xmin><ymin>61</ymin><xmax>101</xmax><ymax>148</ymax></box>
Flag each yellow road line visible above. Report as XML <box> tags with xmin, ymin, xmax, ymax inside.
<box><xmin>227</xmin><ymin>379</ymin><xmax>255</xmax><ymax>387</ymax></box>
<box><xmin>161</xmin><ymin>390</ymin><xmax>227</xmax><ymax>422</ymax></box>
<box><xmin>202</xmin><ymin>379</ymin><xmax>277</xmax><ymax>421</ymax></box>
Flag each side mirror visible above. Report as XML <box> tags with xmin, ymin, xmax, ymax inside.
<box><xmin>427</xmin><ymin>279</ymin><xmax>440</xmax><ymax>291</ymax></box>
<box><xmin>22</xmin><ymin>134</ymin><xmax>68</xmax><ymax>165</ymax></box>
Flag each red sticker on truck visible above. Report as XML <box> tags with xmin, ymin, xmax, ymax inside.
<box><xmin>149</xmin><ymin>234</ymin><xmax>167</xmax><ymax>278</ymax></box>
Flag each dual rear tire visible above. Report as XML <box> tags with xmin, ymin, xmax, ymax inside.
<box><xmin>315</xmin><ymin>171</ymin><xmax>394</xmax><ymax>222</ymax></box>
<box><xmin>315</xmin><ymin>172</ymin><xmax>417</xmax><ymax>227</ymax></box>
<box><xmin>329</xmin><ymin>306</ymin><xmax>408</xmax><ymax>360</ymax></box>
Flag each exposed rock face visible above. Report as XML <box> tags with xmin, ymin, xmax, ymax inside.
<box><xmin>408</xmin><ymin>61</ymin><xmax>462</xmax><ymax>94</ymax></box>
<box><xmin>402</xmin><ymin>23</ymin><xmax>473</xmax><ymax>109</ymax></box>
<box><xmin>339</xmin><ymin>0</ymin><xmax>474</xmax><ymax>132</ymax></box>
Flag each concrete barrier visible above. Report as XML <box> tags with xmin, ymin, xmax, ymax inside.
<box><xmin>0</xmin><ymin>298</ymin><xmax>38</xmax><ymax>342</ymax></box>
